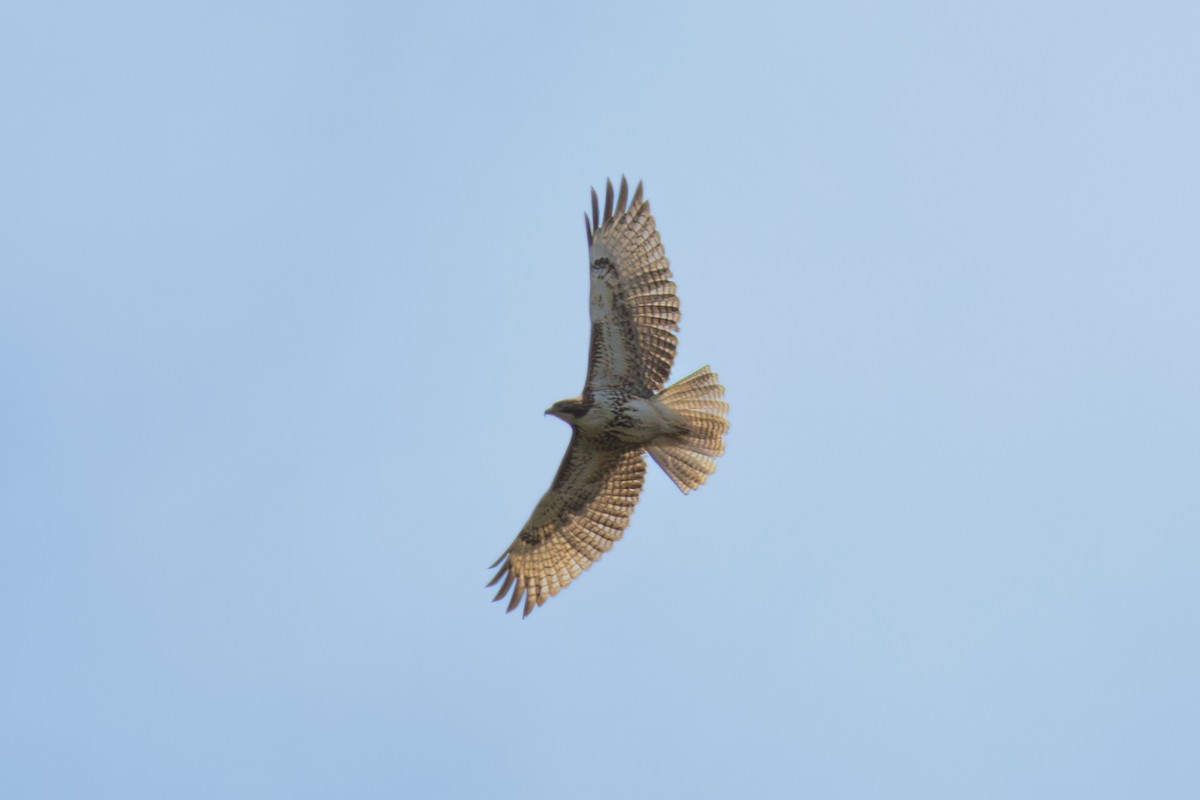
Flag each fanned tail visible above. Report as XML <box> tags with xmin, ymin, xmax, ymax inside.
<box><xmin>646</xmin><ymin>366</ymin><xmax>729</xmax><ymax>493</ymax></box>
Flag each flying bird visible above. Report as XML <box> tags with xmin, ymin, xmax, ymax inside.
<box><xmin>488</xmin><ymin>177</ymin><xmax>729</xmax><ymax>617</ymax></box>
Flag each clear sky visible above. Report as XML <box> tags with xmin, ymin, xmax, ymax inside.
<box><xmin>2</xmin><ymin>2</ymin><xmax>1198</xmax><ymax>798</ymax></box>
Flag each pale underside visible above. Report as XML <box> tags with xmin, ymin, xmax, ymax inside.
<box><xmin>489</xmin><ymin>177</ymin><xmax>682</xmax><ymax>616</ymax></box>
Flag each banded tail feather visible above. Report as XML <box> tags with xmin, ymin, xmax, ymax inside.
<box><xmin>646</xmin><ymin>366</ymin><xmax>729</xmax><ymax>493</ymax></box>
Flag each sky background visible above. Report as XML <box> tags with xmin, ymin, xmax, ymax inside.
<box><xmin>2</xmin><ymin>2</ymin><xmax>1198</xmax><ymax>797</ymax></box>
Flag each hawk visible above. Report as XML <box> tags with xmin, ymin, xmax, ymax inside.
<box><xmin>488</xmin><ymin>177</ymin><xmax>729</xmax><ymax>617</ymax></box>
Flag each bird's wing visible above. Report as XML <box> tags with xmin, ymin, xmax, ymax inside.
<box><xmin>488</xmin><ymin>435</ymin><xmax>646</xmax><ymax>617</ymax></box>
<box><xmin>582</xmin><ymin>177</ymin><xmax>680</xmax><ymax>396</ymax></box>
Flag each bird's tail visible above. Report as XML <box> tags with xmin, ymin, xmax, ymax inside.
<box><xmin>646</xmin><ymin>366</ymin><xmax>729</xmax><ymax>494</ymax></box>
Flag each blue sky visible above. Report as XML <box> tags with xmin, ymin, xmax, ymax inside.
<box><xmin>2</xmin><ymin>2</ymin><xmax>1198</xmax><ymax>797</ymax></box>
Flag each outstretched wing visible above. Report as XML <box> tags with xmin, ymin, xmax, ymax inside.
<box><xmin>583</xmin><ymin>177</ymin><xmax>680</xmax><ymax>396</ymax></box>
<box><xmin>488</xmin><ymin>437</ymin><xmax>646</xmax><ymax>617</ymax></box>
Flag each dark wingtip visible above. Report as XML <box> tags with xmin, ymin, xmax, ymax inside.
<box><xmin>491</xmin><ymin>567</ymin><xmax>516</xmax><ymax>603</ymax></box>
<box><xmin>506</xmin><ymin>578</ymin><xmax>525</xmax><ymax>613</ymax></box>
<box><xmin>588</xmin><ymin>177</ymin><xmax>643</xmax><ymax>241</ymax></box>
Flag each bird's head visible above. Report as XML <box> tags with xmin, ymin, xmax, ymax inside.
<box><xmin>546</xmin><ymin>397</ymin><xmax>587</xmax><ymax>424</ymax></box>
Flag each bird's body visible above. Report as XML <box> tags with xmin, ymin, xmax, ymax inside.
<box><xmin>549</xmin><ymin>391</ymin><xmax>688</xmax><ymax>446</ymax></box>
<box><xmin>489</xmin><ymin>177</ymin><xmax>729</xmax><ymax>616</ymax></box>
